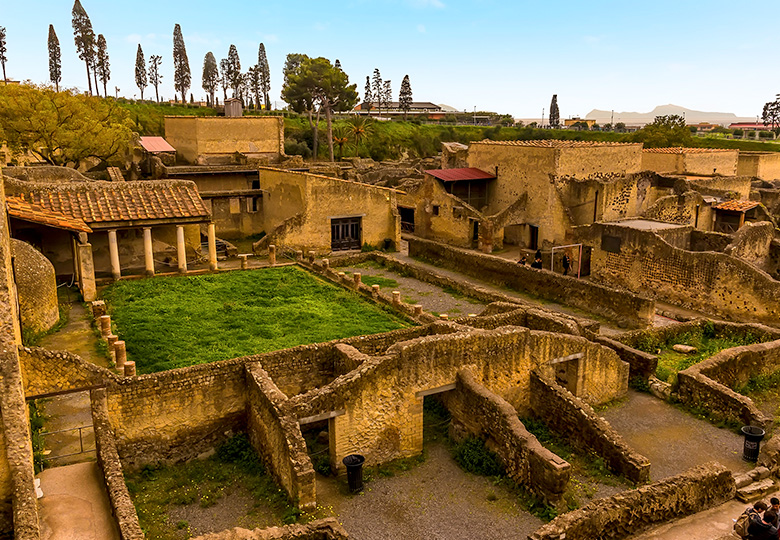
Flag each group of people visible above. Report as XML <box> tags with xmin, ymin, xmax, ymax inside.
<box><xmin>517</xmin><ymin>250</ymin><xmax>570</xmax><ymax>275</ymax></box>
<box><xmin>738</xmin><ymin>498</ymin><xmax>780</xmax><ymax>539</ymax></box>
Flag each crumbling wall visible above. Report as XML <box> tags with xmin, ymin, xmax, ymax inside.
<box><xmin>190</xmin><ymin>518</ymin><xmax>349</xmax><ymax>540</ymax></box>
<box><xmin>441</xmin><ymin>370</ymin><xmax>571</xmax><ymax>506</ymax></box>
<box><xmin>738</xmin><ymin>152</ymin><xmax>780</xmax><ymax>181</ymax></box>
<box><xmin>690</xmin><ymin>229</ymin><xmax>732</xmax><ymax>252</ymax></box>
<box><xmin>246</xmin><ymin>364</ymin><xmax>315</xmax><ymax>509</ymax></box>
<box><xmin>408</xmin><ymin>236</ymin><xmax>654</xmax><ymax>328</ymax></box>
<box><xmin>410</xmin><ymin>175</ymin><xmax>484</xmax><ymax>249</ymax></box>
<box><xmin>687</xmin><ymin>175</ymin><xmax>752</xmax><ymax>200</ymax></box>
<box><xmin>529</xmin><ymin>372</ymin><xmax>650</xmax><ymax>483</ymax></box>
<box><xmin>529</xmin><ymin>462</ymin><xmax>735</xmax><ymax>540</ymax></box>
<box><xmin>724</xmin><ymin>221</ymin><xmax>774</xmax><ymax>264</ymax></box>
<box><xmin>18</xmin><ymin>347</ymin><xmax>112</xmax><ymax>398</ymax></box>
<box><xmin>643</xmin><ymin>191</ymin><xmax>714</xmax><ymax>228</ymax></box>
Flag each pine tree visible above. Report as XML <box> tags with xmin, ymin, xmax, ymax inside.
<box><xmin>149</xmin><ymin>55</ymin><xmax>162</xmax><ymax>102</ymax></box>
<box><xmin>549</xmin><ymin>94</ymin><xmax>560</xmax><ymax>129</ymax></box>
<box><xmin>72</xmin><ymin>0</ymin><xmax>96</xmax><ymax>95</ymax></box>
<box><xmin>363</xmin><ymin>76</ymin><xmax>372</xmax><ymax>115</ymax></box>
<box><xmin>219</xmin><ymin>58</ymin><xmax>229</xmax><ymax>101</ymax></box>
<box><xmin>0</xmin><ymin>27</ymin><xmax>7</xmax><ymax>84</ymax></box>
<box><xmin>371</xmin><ymin>68</ymin><xmax>383</xmax><ymax>116</ymax></box>
<box><xmin>334</xmin><ymin>59</ymin><xmax>341</xmax><ymax>70</ymax></box>
<box><xmin>248</xmin><ymin>65</ymin><xmax>261</xmax><ymax>109</ymax></box>
<box><xmin>257</xmin><ymin>43</ymin><xmax>271</xmax><ymax>110</ymax></box>
<box><xmin>48</xmin><ymin>25</ymin><xmax>61</xmax><ymax>91</ymax></box>
<box><xmin>226</xmin><ymin>44</ymin><xmax>241</xmax><ymax>97</ymax></box>
<box><xmin>135</xmin><ymin>44</ymin><xmax>147</xmax><ymax>100</ymax></box>
<box><xmin>96</xmin><ymin>34</ymin><xmax>110</xmax><ymax>97</ymax></box>
<box><xmin>399</xmin><ymin>75</ymin><xmax>412</xmax><ymax>121</ymax></box>
<box><xmin>172</xmin><ymin>24</ymin><xmax>191</xmax><ymax>101</ymax></box>
<box><xmin>383</xmin><ymin>80</ymin><xmax>392</xmax><ymax>112</ymax></box>
<box><xmin>202</xmin><ymin>52</ymin><xmax>218</xmax><ymax>106</ymax></box>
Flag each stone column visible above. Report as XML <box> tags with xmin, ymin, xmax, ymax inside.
<box><xmin>176</xmin><ymin>225</ymin><xmax>187</xmax><ymax>273</ymax></box>
<box><xmin>353</xmin><ymin>273</ymin><xmax>362</xmax><ymax>288</ymax></box>
<box><xmin>98</xmin><ymin>315</ymin><xmax>111</xmax><ymax>337</ymax></box>
<box><xmin>269</xmin><ymin>245</ymin><xmax>276</xmax><ymax>266</ymax></box>
<box><xmin>207</xmin><ymin>222</ymin><xmax>218</xmax><ymax>271</ymax></box>
<box><xmin>76</xmin><ymin>237</ymin><xmax>97</xmax><ymax>302</ymax></box>
<box><xmin>372</xmin><ymin>284</ymin><xmax>380</xmax><ymax>298</ymax></box>
<box><xmin>107</xmin><ymin>229</ymin><xmax>121</xmax><ymax>281</ymax></box>
<box><xmin>114</xmin><ymin>340</ymin><xmax>127</xmax><ymax>369</ymax></box>
<box><xmin>123</xmin><ymin>361</ymin><xmax>136</xmax><ymax>377</ymax></box>
<box><xmin>143</xmin><ymin>227</ymin><xmax>155</xmax><ymax>276</ymax></box>
<box><xmin>106</xmin><ymin>334</ymin><xmax>118</xmax><ymax>363</ymax></box>
<box><xmin>392</xmin><ymin>291</ymin><xmax>401</xmax><ymax>306</ymax></box>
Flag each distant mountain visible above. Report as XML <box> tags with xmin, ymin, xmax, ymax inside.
<box><xmin>584</xmin><ymin>104</ymin><xmax>755</xmax><ymax>126</ymax></box>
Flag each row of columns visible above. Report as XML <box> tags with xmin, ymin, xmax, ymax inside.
<box><xmin>107</xmin><ymin>223</ymin><xmax>218</xmax><ymax>280</ymax></box>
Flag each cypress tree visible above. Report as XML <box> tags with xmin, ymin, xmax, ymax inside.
<box><xmin>135</xmin><ymin>44</ymin><xmax>147</xmax><ymax>100</ymax></box>
<box><xmin>48</xmin><ymin>25</ymin><xmax>61</xmax><ymax>91</ymax></box>
<box><xmin>219</xmin><ymin>58</ymin><xmax>229</xmax><ymax>101</ymax></box>
<box><xmin>202</xmin><ymin>52</ymin><xmax>218</xmax><ymax>106</ymax></box>
<box><xmin>363</xmin><ymin>76</ymin><xmax>372</xmax><ymax>115</ymax></box>
<box><xmin>257</xmin><ymin>43</ymin><xmax>271</xmax><ymax>110</ymax></box>
<box><xmin>371</xmin><ymin>69</ymin><xmax>383</xmax><ymax>116</ymax></box>
<box><xmin>227</xmin><ymin>44</ymin><xmax>241</xmax><ymax>97</ymax></box>
<box><xmin>172</xmin><ymin>24</ymin><xmax>191</xmax><ymax>101</ymax></box>
<box><xmin>149</xmin><ymin>54</ymin><xmax>162</xmax><ymax>102</ymax></box>
<box><xmin>0</xmin><ymin>27</ymin><xmax>7</xmax><ymax>84</ymax></box>
<box><xmin>549</xmin><ymin>94</ymin><xmax>560</xmax><ymax>129</ymax></box>
<box><xmin>399</xmin><ymin>75</ymin><xmax>413</xmax><ymax>121</ymax></box>
<box><xmin>96</xmin><ymin>34</ymin><xmax>110</xmax><ymax>97</ymax></box>
<box><xmin>71</xmin><ymin>0</ymin><xmax>96</xmax><ymax>95</ymax></box>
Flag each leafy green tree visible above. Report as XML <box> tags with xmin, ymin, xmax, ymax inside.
<box><xmin>247</xmin><ymin>65</ymin><xmax>261</xmax><ymax>109</ymax></box>
<box><xmin>0</xmin><ymin>27</ymin><xmax>6</xmax><ymax>84</ymax></box>
<box><xmin>48</xmin><ymin>25</ymin><xmax>61</xmax><ymax>91</ymax></box>
<box><xmin>334</xmin><ymin>59</ymin><xmax>341</xmax><ymax>70</ymax></box>
<box><xmin>96</xmin><ymin>34</ymin><xmax>110</xmax><ymax>98</ymax></box>
<box><xmin>257</xmin><ymin>43</ymin><xmax>271</xmax><ymax>110</ymax></box>
<box><xmin>219</xmin><ymin>58</ymin><xmax>229</xmax><ymax>101</ymax></box>
<box><xmin>71</xmin><ymin>0</ymin><xmax>95</xmax><ymax>95</ymax></box>
<box><xmin>172</xmin><ymin>23</ymin><xmax>191</xmax><ymax>102</ymax></box>
<box><xmin>333</xmin><ymin>125</ymin><xmax>349</xmax><ymax>159</ymax></box>
<box><xmin>282</xmin><ymin>53</ymin><xmax>320</xmax><ymax>157</ymax></box>
<box><xmin>762</xmin><ymin>96</ymin><xmax>780</xmax><ymax>131</ymax></box>
<box><xmin>363</xmin><ymin>75</ymin><xmax>372</xmax><ymax>115</ymax></box>
<box><xmin>615</xmin><ymin>122</ymin><xmax>626</xmax><ymax>132</ymax></box>
<box><xmin>0</xmin><ymin>83</ymin><xmax>134</xmax><ymax>167</ymax></box>
<box><xmin>632</xmin><ymin>114</ymin><xmax>692</xmax><ymax>148</ymax></box>
<box><xmin>371</xmin><ymin>68</ymin><xmax>383</xmax><ymax>116</ymax></box>
<box><xmin>134</xmin><ymin>44</ymin><xmax>147</xmax><ymax>100</ymax></box>
<box><xmin>382</xmin><ymin>80</ymin><xmax>392</xmax><ymax>113</ymax></box>
<box><xmin>226</xmin><ymin>44</ymin><xmax>242</xmax><ymax>97</ymax></box>
<box><xmin>549</xmin><ymin>94</ymin><xmax>560</xmax><ymax>128</ymax></box>
<box><xmin>348</xmin><ymin>116</ymin><xmax>372</xmax><ymax>156</ymax></box>
<box><xmin>399</xmin><ymin>75</ymin><xmax>412</xmax><ymax>120</ymax></box>
<box><xmin>148</xmin><ymin>54</ymin><xmax>162</xmax><ymax>103</ymax></box>
<box><xmin>202</xmin><ymin>52</ymin><xmax>218</xmax><ymax>106</ymax></box>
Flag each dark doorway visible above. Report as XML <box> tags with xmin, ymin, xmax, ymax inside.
<box><xmin>554</xmin><ymin>356</ymin><xmax>581</xmax><ymax>395</ymax></box>
<box><xmin>331</xmin><ymin>217</ymin><xmax>362</xmax><ymax>251</ymax></box>
<box><xmin>471</xmin><ymin>220</ymin><xmax>479</xmax><ymax>248</ymax></box>
<box><xmin>529</xmin><ymin>225</ymin><xmax>539</xmax><ymax>251</ymax></box>
<box><xmin>399</xmin><ymin>206</ymin><xmax>415</xmax><ymax>233</ymax></box>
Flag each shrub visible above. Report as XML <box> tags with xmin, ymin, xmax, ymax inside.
<box><xmin>453</xmin><ymin>437</ymin><xmax>505</xmax><ymax>476</ymax></box>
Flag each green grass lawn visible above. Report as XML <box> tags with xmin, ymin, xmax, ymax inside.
<box><xmin>102</xmin><ymin>267</ymin><xmax>410</xmax><ymax>373</ymax></box>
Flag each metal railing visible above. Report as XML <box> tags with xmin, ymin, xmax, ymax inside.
<box><xmin>41</xmin><ymin>425</ymin><xmax>96</xmax><ymax>462</ymax></box>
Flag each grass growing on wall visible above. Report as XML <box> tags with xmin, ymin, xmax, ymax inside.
<box><xmin>102</xmin><ymin>267</ymin><xmax>410</xmax><ymax>373</ymax></box>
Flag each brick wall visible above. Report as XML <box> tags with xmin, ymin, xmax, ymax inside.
<box><xmin>407</xmin><ymin>236</ymin><xmax>654</xmax><ymax>328</ymax></box>
<box><xmin>529</xmin><ymin>372</ymin><xmax>650</xmax><ymax>483</ymax></box>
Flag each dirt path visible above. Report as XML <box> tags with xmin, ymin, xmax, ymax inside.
<box><xmin>39</xmin><ymin>303</ymin><xmax>107</xmax><ymax>367</ymax></box>
<box><xmin>599</xmin><ymin>390</ymin><xmax>752</xmax><ymax>481</ymax></box>
<box><xmin>316</xmin><ymin>443</ymin><xmax>543</xmax><ymax>540</ymax></box>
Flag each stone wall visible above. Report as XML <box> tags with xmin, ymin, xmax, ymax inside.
<box><xmin>725</xmin><ymin>221</ymin><xmax>774</xmax><ymax>264</ymax></box>
<box><xmin>529</xmin><ymin>462</ymin><xmax>735</xmax><ymax>540</ymax></box>
<box><xmin>441</xmin><ymin>370</ymin><xmax>571</xmax><ymax>506</ymax></box>
<box><xmin>19</xmin><ymin>347</ymin><xmax>113</xmax><ymax>398</ymax></box>
<box><xmin>583</xmin><ymin>222</ymin><xmax>780</xmax><ymax>325</ymax></box>
<box><xmin>10</xmin><ymin>240</ymin><xmax>58</xmax><ymax>334</ymax></box>
<box><xmin>739</xmin><ymin>152</ymin><xmax>780</xmax><ymax>181</ymax></box>
<box><xmin>190</xmin><ymin>518</ymin><xmax>349</xmax><ymax>540</ymax></box>
<box><xmin>589</xmin><ymin>335</ymin><xmax>657</xmax><ymax>379</ymax></box>
<box><xmin>529</xmin><ymin>372</ymin><xmax>650</xmax><ymax>483</ymax></box>
<box><xmin>90</xmin><ymin>388</ymin><xmax>144</xmax><ymax>540</ymax></box>
<box><xmin>407</xmin><ymin>236</ymin><xmax>654</xmax><ymax>328</ymax></box>
<box><xmin>643</xmin><ymin>191</ymin><xmax>715</xmax><ymax>229</ymax></box>
<box><xmin>690</xmin><ymin>229</ymin><xmax>732</xmax><ymax>252</ymax></box>
<box><xmin>246</xmin><ymin>364</ymin><xmax>315</xmax><ymax>509</ymax></box>
<box><xmin>687</xmin><ymin>175</ymin><xmax>752</xmax><ymax>200</ymax></box>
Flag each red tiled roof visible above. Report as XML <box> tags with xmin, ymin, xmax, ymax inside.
<box><xmin>471</xmin><ymin>140</ymin><xmax>641</xmax><ymax>148</ymax></box>
<box><xmin>424</xmin><ymin>168</ymin><xmax>496</xmax><ymax>182</ymax></box>
<box><xmin>6</xmin><ymin>197</ymin><xmax>92</xmax><ymax>233</ymax></box>
<box><xmin>643</xmin><ymin>147</ymin><xmax>736</xmax><ymax>154</ymax></box>
<box><xmin>139</xmin><ymin>136</ymin><xmax>176</xmax><ymax>153</ymax></box>
<box><xmin>712</xmin><ymin>200</ymin><xmax>760</xmax><ymax>212</ymax></box>
<box><xmin>7</xmin><ymin>180</ymin><xmax>210</xmax><ymax>226</ymax></box>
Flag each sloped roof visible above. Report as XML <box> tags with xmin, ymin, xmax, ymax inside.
<box><xmin>712</xmin><ymin>199</ymin><xmax>760</xmax><ymax>212</ymax></box>
<box><xmin>643</xmin><ymin>147</ymin><xmax>736</xmax><ymax>154</ymax></box>
<box><xmin>6</xmin><ymin>179</ymin><xmax>210</xmax><ymax>226</ymax></box>
<box><xmin>471</xmin><ymin>140</ymin><xmax>641</xmax><ymax>148</ymax></box>
<box><xmin>6</xmin><ymin>197</ymin><xmax>92</xmax><ymax>233</ymax></box>
<box><xmin>139</xmin><ymin>136</ymin><xmax>176</xmax><ymax>153</ymax></box>
<box><xmin>425</xmin><ymin>168</ymin><xmax>496</xmax><ymax>182</ymax></box>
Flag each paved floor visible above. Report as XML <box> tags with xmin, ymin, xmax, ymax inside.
<box><xmin>38</xmin><ymin>462</ymin><xmax>119</xmax><ymax>540</ymax></box>
<box><xmin>39</xmin><ymin>303</ymin><xmax>107</xmax><ymax>367</ymax></box>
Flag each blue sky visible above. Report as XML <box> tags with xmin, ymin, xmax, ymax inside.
<box><xmin>2</xmin><ymin>1</ymin><xmax>779</xmax><ymax>118</ymax></box>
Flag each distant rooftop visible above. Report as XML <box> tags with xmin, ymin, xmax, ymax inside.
<box><xmin>712</xmin><ymin>200</ymin><xmax>760</xmax><ymax>212</ymax></box>
<box><xmin>643</xmin><ymin>147</ymin><xmax>736</xmax><ymax>154</ymax></box>
<box><xmin>425</xmin><ymin>168</ymin><xmax>495</xmax><ymax>182</ymax></box>
<box><xmin>604</xmin><ymin>219</ymin><xmax>688</xmax><ymax>231</ymax></box>
<box><xmin>471</xmin><ymin>140</ymin><xmax>641</xmax><ymax>148</ymax></box>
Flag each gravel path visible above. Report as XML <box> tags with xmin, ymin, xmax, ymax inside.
<box><xmin>316</xmin><ymin>443</ymin><xmax>543</xmax><ymax>540</ymax></box>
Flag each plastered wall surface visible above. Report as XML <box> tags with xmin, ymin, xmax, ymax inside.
<box><xmin>739</xmin><ymin>152</ymin><xmax>780</xmax><ymax>181</ymax></box>
<box><xmin>10</xmin><ymin>239</ymin><xmax>58</xmax><ymax>333</ymax></box>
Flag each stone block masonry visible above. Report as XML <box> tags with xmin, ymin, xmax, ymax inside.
<box><xmin>529</xmin><ymin>372</ymin><xmax>650</xmax><ymax>483</ymax></box>
<box><xmin>441</xmin><ymin>370</ymin><xmax>571</xmax><ymax>506</ymax></box>
<box><xmin>407</xmin><ymin>236</ymin><xmax>654</xmax><ymax>328</ymax></box>
<box><xmin>529</xmin><ymin>462</ymin><xmax>735</xmax><ymax>540</ymax></box>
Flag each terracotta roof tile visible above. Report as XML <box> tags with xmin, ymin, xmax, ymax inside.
<box><xmin>5</xmin><ymin>179</ymin><xmax>210</xmax><ymax>226</ymax></box>
<box><xmin>471</xmin><ymin>140</ymin><xmax>641</xmax><ymax>148</ymax></box>
<box><xmin>643</xmin><ymin>147</ymin><xmax>736</xmax><ymax>154</ymax></box>
<box><xmin>139</xmin><ymin>136</ymin><xmax>176</xmax><ymax>153</ymax></box>
<box><xmin>6</xmin><ymin>197</ymin><xmax>93</xmax><ymax>233</ymax></box>
<box><xmin>712</xmin><ymin>199</ymin><xmax>760</xmax><ymax>212</ymax></box>
<box><xmin>424</xmin><ymin>168</ymin><xmax>496</xmax><ymax>182</ymax></box>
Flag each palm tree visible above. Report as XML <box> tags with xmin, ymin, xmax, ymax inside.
<box><xmin>333</xmin><ymin>125</ymin><xmax>350</xmax><ymax>160</ymax></box>
<box><xmin>348</xmin><ymin>116</ymin><xmax>373</xmax><ymax>157</ymax></box>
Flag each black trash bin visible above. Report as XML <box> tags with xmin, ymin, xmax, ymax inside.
<box><xmin>342</xmin><ymin>454</ymin><xmax>365</xmax><ymax>493</ymax></box>
<box><xmin>742</xmin><ymin>425</ymin><xmax>766</xmax><ymax>462</ymax></box>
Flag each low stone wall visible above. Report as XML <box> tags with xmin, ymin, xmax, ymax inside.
<box><xmin>676</xmin><ymin>339</ymin><xmax>780</xmax><ymax>428</ymax></box>
<box><xmin>529</xmin><ymin>372</ymin><xmax>650</xmax><ymax>483</ymax></box>
<box><xmin>529</xmin><ymin>462</ymin><xmax>735</xmax><ymax>540</ymax></box>
<box><xmin>407</xmin><ymin>236</ymin><xmax>654</xmax><ymax>328</ymax></box>
<box><xmin>618</xmin><ymin>319</ymin><xmax>780</xmax><ymax>351</ymax></box>
<box><xmin>246</xmin><ymin>364</ymin><xmax>316</xmax><ymax>510</ymax></box>
<box><xmin>590</xmin><ymin>335</ymin><xmax>658</xmax><ymax>380</ymax></box>
<box><xmin>690</xmin><ymin>229</ymin><xmax>732</xmax><ymax>253</ymax></box>
<box><xmin>441</xmin><ymin>370</ymin><xmax>571</xmax><ymax>506</ymax></box>
<box><xmin>190</xmin><ymin>518</ymin><xmax>349</xmax><ymax>540</ymax></box>
<box><xmin>90</xmin><ymin>388</ymin><xmax>144</xmax><ymax>540</ymax></box>
<box><xmin>19</xmin><ymin>346</ymin><xmax>114</xmax><ymax>398</ymax></box>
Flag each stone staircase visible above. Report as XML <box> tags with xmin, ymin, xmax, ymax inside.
<box><xmin>735</xmin><ymin>465</ymin><xmax>776</xmax><ymax>502</ymax></box>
